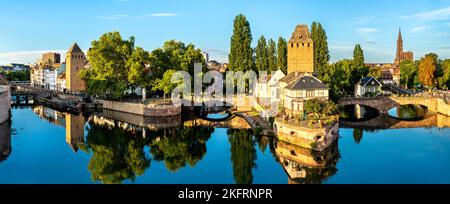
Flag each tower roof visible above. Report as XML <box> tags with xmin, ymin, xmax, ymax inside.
<box><xmin>67</xmin><ymin>43</ymin><xmax>83</xmax><ymax>54</ymax></box>
<box><xmin>288</xmin><ymin>24</ymin><xmax>313</xmax><ymax>43</ymax></box>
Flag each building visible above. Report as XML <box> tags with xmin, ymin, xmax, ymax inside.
<box><xmin>41</xmin><ymin>52</ymin><xmax>61</xmax><ymax>65</ymax></box>
<box><xmin>66</xmin><ymin>43</ymin><xmax>87</xmax><ymax>92</ymax></box>
<box><xmin>287</xmin><ymin>24</ymin><xmax>314</xmax><ymax>74</ymax></box>
<box><xmin>394</xmin><ymin>28</ymin><xmax>414</xmax><ymax>65</ymax></box>
<box><xmin>355</xmin><ymin>76</ymin><xmax>383</xmax><ymax>97</ymax></box>
<box><xmin>201</xmin><ymin>51</ymin><xmax>209</xmax><ymax>63</ymax></box>
<box><xmin>0</xmin><ymin>63</ymin><xmax>31</xmax><ymax>72</ymax></box>
<box><xmin>254</xmin><ymin>69</ymin><xmax>286</xmax><ymax>104</ymax></box>
<box><xmin>392</xmin><ymin>28</ymin><xmax>413</xmax><ymax>85</ymax></box>
<box><xmin>280</xmin><ymin>73</ymin><xmax>329</xmax><ymax>114</ymax></box>
<box><xmin>0</xmin><ymin>75</ymin><xmax>11</xmax><ymax>125</ymax></box>
<box><xmin>30</xmin><ymin>64</ymin><xmax>58</xmax><ymax>90</ymax></box>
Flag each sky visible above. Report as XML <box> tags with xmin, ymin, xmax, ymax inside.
<box><xmin>0</xmin><ymin>0</ymin><xmax>449</xmax><ymax>65</ymax></box>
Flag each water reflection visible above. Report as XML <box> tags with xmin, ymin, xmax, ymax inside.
<box><xmin>228</xmin><ymin>129</ymin><xmax>258</xmax><ymax>184</ymax></box>
<box><xmin>340</xmin><ymin>104</ymin><xmax>379</xmax><ymax>122</ymax></box>
<box><xmin>274</xmin><ymin>140</ymin><xmax>340</xmax><ymax>184</ymax></box>
<box><xmin>149</xmin><ymin>127</ymin><xmax>214</xmax><ymax>172</ymax></box>
<box><xmin>0</xmin><ymin>121</ymin><xmax>11</xmax><ymax>163</ymax></box>
<box><xmin>388</xmin><ymin>104</ymin><xmax>428</xmax><ymax>120</ymax></box>
<box><xmin>5</xmin><ymin>105</ymin><xmax>450</xmax><ymax>184</ymax></box>
<box><xmin>84</xmin><ymin>122</ymin><xmax>150</xmax><ymax>184</ymax></box>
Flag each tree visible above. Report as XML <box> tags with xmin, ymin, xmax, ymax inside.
<box><xmin>277</xmin><ymin>37</ymin><xmax>288</xmax><ymax>74</ymax></box>
<box><xmin>311</xmin><ymin>22</ymin><xmax>330</xmax><ymax>77</ymax></box>
<box><xmin>229</xmin><ymin>14</ymin><xmax>254</xmax><ymax>72</ymax></box>
<box><xmin>438</xmin><ymin>59</ymin><xmax>450</xmax><ymax>89</ymax></box>
<box><xmin>353</xmin><ymin>44</ymin><xmax>365</xmax><ymax>69</ymax></box>
<box><xmin>400</xmin><ymin>60</ymin><xmax>418</xmax><ymax>89</ymax></box>
<box><xmin>267</xmin><ymin>39</ymin><xmax>277</xmax><ymax>72</ymax></box>
<box><xmin>255</xmin><ymin>35</ymin><xmax>269</xmax><ymax>72</ymax></box>
<box><xmin>80</xmin><ymin>32</ymin><xmax>135</xmax><ymax>99</ymax></box>
<box><xmin>151</xmin><ymin>69</ymin><xmax>180</xmax><ymax>100</ymax></box>
<box><xmin>127</xmin><ymin>47</ymin><xmax>151</xmax><ymax>99</ymax></box>
<box><xmin>418</xmin><ymin>55</ymin><xmax>437</xmax><ymax>87</ymax></box>
<box><xmin>368</xmin><ymin>66</ymin><xmax>382</xmax><ymax>79</ymax></box>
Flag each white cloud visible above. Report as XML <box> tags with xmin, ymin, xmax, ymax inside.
<box><xmin>356</xmin><ymin>28</ymin><xmax>380</xmax><ymax>33</ymax></box>
<box><xmin>411</xmin><ymin>26</ymin><xmax>432</xmax><ymax>32</ymax></box>
<box><xmin>147</xmin><ymin>13</ymin><xmax>179</xmax><ymax>17</ymax></box>
<box><xmin>401</xmin><ymin>6</ymin><xmax>450</xmax><ymax>20</ymax></box>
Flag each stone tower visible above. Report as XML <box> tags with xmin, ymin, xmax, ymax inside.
<box><xmin>287</xmin><ymin>24</ymin><xmax>314</xmax><ymax>74</ymax></box>
<box><xmin>66</xmin><ymin>43</ymin><xmax>86</xmax><ymax>92</ymax></box>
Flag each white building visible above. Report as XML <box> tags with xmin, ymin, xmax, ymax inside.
<box><xmin>254</xmin><ymin>69</ymin><xmax>286</xmax><ymax>104</ymax></box>
<box><xmin>355</xmin><ymin>77</ymin><xmax>383</xmax><ymax>97</ymax></box>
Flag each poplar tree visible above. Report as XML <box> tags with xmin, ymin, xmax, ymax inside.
<box><xmin>277</xmin><ymin>37</ymin><xmax>288</xmax><ymax>74</ymax></box>
<box><xmin>255</xmin><ymin>35</ymin><xmax>269</xmax><ymax>72</ymax></box>
<box><xmin>267</xmin><ymin>39</ymin><xmax>277</xmax><ymax>72</ymax></box>
<box><xmin>311</xmin><ymin>22</ymin><xmax>330</xmax><ymax>77</ymax></box>
<box><xmin>229</xmin><ymin>14</ymin><xmax>254</xmax><ymax>72</ymax></box>
<box><xmin>353</xmin><ymin>44</ymin><xmax>365</xmax><ymax>68</ymax></box>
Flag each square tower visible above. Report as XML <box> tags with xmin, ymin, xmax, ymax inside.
<box><xmin>287</xmin><ymin>25</ymin><xmax>314</xmax><ymax>74</ymax></box>
<box><xmin>66</xmin><ymin>43</ymin><xmax>86</xmax><ymax>92</ymax></box>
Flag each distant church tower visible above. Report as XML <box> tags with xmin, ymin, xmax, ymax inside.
<box><xmin>287</xmin><ymin>24</ymin><xmax>314</xmax><ymax>74</ymax></box>
<box><xmin>394</xmin><ymin>28</ymin><xmax>413</xmax><ymax>65</ymax></box>
<box><xmin>66</xmin><ymin>43</ymin><xmax>86</xmax><ymax>92</ymax></box>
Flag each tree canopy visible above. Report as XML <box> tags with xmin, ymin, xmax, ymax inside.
<box><xmin>277</xmin><ymin>37</ymin><xmax>288</xmax><ymax>74</ymax></box>
<box><xmin>311</xmin><ymin>22</ymin><xmax>330</xmax><ymax>76</ymax></box>
<box><xmin>229</xmin><ymin>14</ymin><xmax>254</xmax><ymax>72</ymax></box>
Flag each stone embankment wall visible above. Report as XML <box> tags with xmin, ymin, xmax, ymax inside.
<box><xmin>0</xmin><ymin>86</ymin><xmax>11</xmax><ymax>124</ymax></box>
<box><xmin>102</xmin><ymin>100</ymin><xmax>181</xmax><ymax>117</ymax></box>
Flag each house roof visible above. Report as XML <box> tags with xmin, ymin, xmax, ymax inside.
<box><xmin>358</xmin><ymin>77</ymin><xmax>383</xmax><ymax>86</ymax></box>
<box><xmin>280</xmin><ymin>72</ymin><xmax>302</xmax><ymax>83</ymax></box>
<box><xmin>0</xmin><ymin>75</ymin><xmax>9</xmax><ymax>85</ymax></box>
<box><xmin>286</xmin><ymin>75</ymin><xmax>328</xmax><ymax>90</ymax></box>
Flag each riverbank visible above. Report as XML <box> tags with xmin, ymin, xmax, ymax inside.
<box><xmin>0</xmin><ymin>87</ymin><xmax>11</xmax><ymax>124</ymax></box>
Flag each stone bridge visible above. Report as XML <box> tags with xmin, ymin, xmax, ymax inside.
<box><xmin>338</xmin><ymin>96</ymin><xmax>450</xmax><ymax>116</ymax></box>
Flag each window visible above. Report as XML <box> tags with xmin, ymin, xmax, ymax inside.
<box><xmin>291</xmin><ymin>43</ymin><xmax>294</xmax><ymax>48</ymax></box>
<box><xmin>307</xmin><ymin>91</ymin><xmax>315</xmax><ymax>97</ymax></box>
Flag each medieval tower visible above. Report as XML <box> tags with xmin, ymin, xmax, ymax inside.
<box><xmin>66</xmin><ymin>43</ymin><xmax>86</xmax><ymax>92</ymax></box>
<box><xmin>287</xmin><ymin>24</ymin><xmax>314</xmax><ymax>74</ymax></box>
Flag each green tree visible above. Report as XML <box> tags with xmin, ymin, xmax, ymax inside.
<box><xmin>255</xmin><ymin>35</ymin><xmax>269</xmax><ymax>72</ymax></box>
<box><xmin>127</xmin><ymin>47</ymin><xmax>151</xmax><ymax>98</ymax></box>
<box><xmin>400</xmin><ymin>60</ymin><xmax>418</xmax><ymax>89</ymax></box>
<box><xmin>438</xmin><ymin>59</ymin><xmax>450</xmax><ymax>89</ymax></box>
<box><xmin>229</xmin><ymin>14</ymin><xmax>254</xmax><ymax>72</ymax></box>
<box><xmin>277</xmin><ymin>37</ymin><xmax>288</xmax><ymax>74</ymax></box>
<box><xmin>267</xmin><ymin>39</ymin><xmax>277</xmax><ymax>72</ymax></box>
<box><xmin>81</xmin><ymin>32</ymin><xmax>135</xmax><ymax>99</ymax></box>
<box><xmin>151</xmin><ymin>69</ymin><xmax>181</xmax><ymax>100</ymax></box>
<box><xmin>353</xmin><ymin>44</ymin><xmax>365</xmax><ymax>68</ymax></box>
<box><xmin>228</xmin><ymin>129</ymin><xmax>257</xmax><ymax>184</ymax></box>
<box><xmin>311</xmin><ymin>22</ymin><xmax>330</xmax><ymax>77</ymax></box>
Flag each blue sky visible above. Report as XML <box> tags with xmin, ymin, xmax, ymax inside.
<box><xmin>0</xmin><ymin>0</ymin><xmax>449</xmax><ymax>65</ymax></box>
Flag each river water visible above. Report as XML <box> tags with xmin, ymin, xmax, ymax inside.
<box><xmin>0</xmin><ymin>106</ymin><xmax>450</xmax><ymax>184</ymax></box>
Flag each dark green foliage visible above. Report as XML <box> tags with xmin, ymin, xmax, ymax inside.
<box><xmin>228</xmin><ymin>129</ymin><xmax>257</xmax><ymax>184</ymax></box>
<box><xmin>229</xmin><ymin>14</ymin><xmax>254</xmax><ymax>72</ymax></box>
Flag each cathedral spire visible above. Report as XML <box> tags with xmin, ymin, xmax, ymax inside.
<box><xmin>398</xmin><ymin>27</ymin><xmax>403</xmax><ymax>42</ymax></box>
